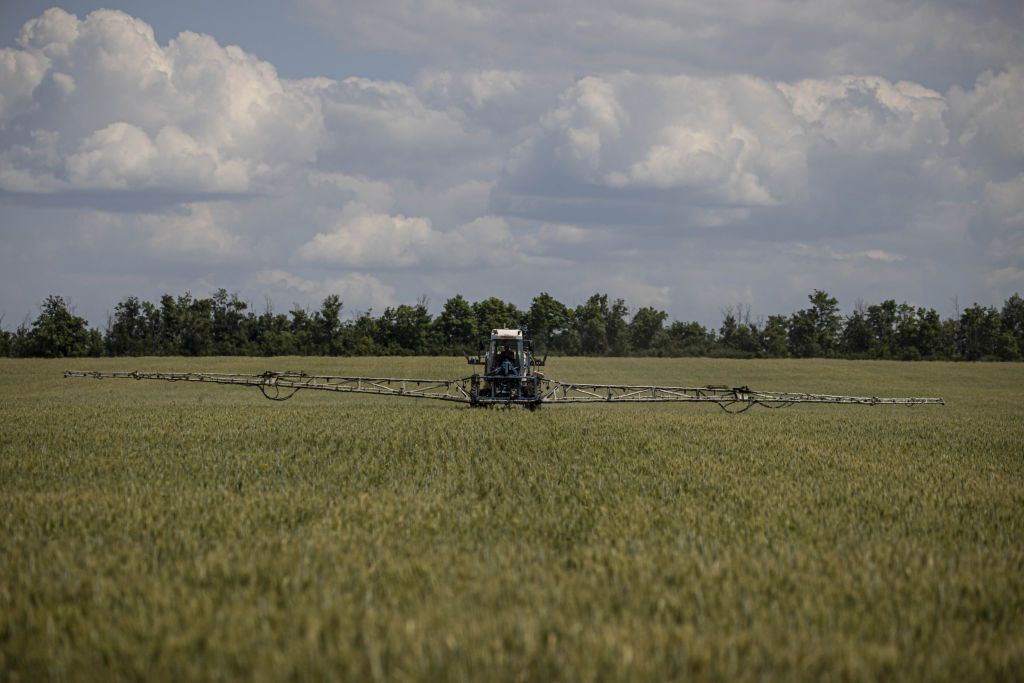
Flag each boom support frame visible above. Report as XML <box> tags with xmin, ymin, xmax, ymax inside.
<box><xmin>64</xmin><ymin>370</ymin><xmax>944</xmax><ymax>412</ymax></box>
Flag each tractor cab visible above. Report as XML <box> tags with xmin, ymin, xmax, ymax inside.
<box><xmin>486</xmin><ymin>329</ymin><xmax>526</xmax><ymax>377</ymax></box>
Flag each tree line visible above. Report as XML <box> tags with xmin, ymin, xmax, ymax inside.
<box><xmin>2</xmin><ymin>289</ymin><xmax>1023</xmax><ymax>361</ymax></box>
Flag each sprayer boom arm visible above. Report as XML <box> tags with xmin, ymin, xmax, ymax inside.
<box><xmin>64</xmin><ymin>370</ymin><xmax>943</xmax><ymax>411</ymax></box>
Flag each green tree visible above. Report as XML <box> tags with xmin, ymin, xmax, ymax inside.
<box><xmin>347</xmin><ymin>311</ymin><xmax>379</xmax><ymax>355</ymax></box>
<box><xmin>528</xmin><ymin>293</ymin><xmax>570</xmax><ymax>352</ymax></box>
<box><xmin>629</xmin><ymin>306</ymin><xmax>668</xmax><ymax>353</ymax></box>
<box><xmin>1002</xmin><ymin>294</ymin><xmax>1024</xmax><ymax>354</ymax></box>
<box><xmin>789</xmin><ymin>290</ymin><xmax>841</xmax><ymax>357</ymax></box>
<box><xmin>379</xmin><ymin>300</ymin><xmax>432</xmax><ymax>354</ymax></box>
<box><xmin>288</xmin><ymin>306</ymin><xmax>316</xmax><ymax>355</ymax></box>
<box><xmin>106</xmin><ymin>296</ymin><xmax>150</xmax><ymax>356</ymax></box>
<box><xmin>659</xmin><ymin>321</ymin><xmax>713</xmax><ymax>356</ymax></box>
<box><xmin>717</xmin><ymin>304</ymin><xmax>760</xmax><ymax>357</ymax></box>
<box><xmin>181</xmin><ymin>295</ymin><xmax>214</xmax><ymax>356</ymax></box>
<box><xmin>841</xmin><ymin>308</ymin><xmax>872</xmax><ymax>357</ymax></box>
<box><xmin>156</xmin><ymin>293</ymin><xmax>215</xmax><ymax>356</ymax></box>
<box><xmin>760</xmin><ymin>314</ymin><xmax>789</xmax><ymax>357</ymax></box>
<box><xmin>553</xmin><ymin>327</ymin><xmax>582</xmax><ymax>355</ymax></box>
<box><xmin>866</xmin><ymin>300</ymin><xmax>898</xmax><ymax>358</ymax></box>
<box><xmin>473</xmin><ymin>297</ymin><xmax>524</xmax><ymax>337</ymax></box>
<box><xmin>787</xmin><ymin>309</ymin><xmax>817</xmax><ymax>357</ymax></box>
<box><xmin>894</xmin><ymin>305</ymin><xmax>946</xmax><ymax>360</ymax></box>
<box><xmin>158</xmin><ymin>294</ymin><xmax>184</xmax><ymax>354</ymax></box>
<box><xmin>575</xmin><ymin>294</ymin><xmax>609</xmax><ymax>355</ymax></box>
<box><xmin>810</xmin><ymin>289</ymin><xmax>841</xmax><ymax>355</ymax></box>
<box><xmin>253</xmin><ymin>304</ymin><xmax>297</xmax><ymax>356</ymax></box>
<box><xmin>435</xmin><ymin>295</ymin><xmax>477</xmax><ymax>352</ymax></box>
<box><xmin>0</xmin><ymin>317</ymin><xmax>10</xmax><ymax>357</ymax></box>
<box><xmin>916</xmin><ymin>307</ymin><xmax>948</xmax><ymax>359</ymax></box>
<box><xmin>85</xmin><ymin>328</ymin><xmax>104</xmax><ymax>357</ymax></box>
<box><xmin>314</xmin><ymin>295</ymin><xmax>345</xmax><ymax>355</ymax></box>
<box><xmin>210</xmin><ymin>289</ymin><xmax>250</xmax><ymax>355</ymax></box>
<box><xmin>7</xmin><ymin>321</ymin><xmax>32</xmax><ymax>358</ymax></box>
<box><xmin>140</xmin><ymin>301</ymin><xmax>163</xmax><ymax>354</ymax></box>
<box><xmin>957</xmin><ymin>304</ymin><xmax>1014</xmax><ymax>360</ymax></box>
<box><xmin>27</xmin><ymin>296</ymin><xmax>93</xmax><ymax>358</ymax></box>
<box><xmin>606</xmin><ymin>298</ymin><xmax>630</xmax><ymax>355</ymax></box>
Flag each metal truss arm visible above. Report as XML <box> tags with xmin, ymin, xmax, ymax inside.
<box><xmin>536</xmin><ymin>380</ymin><xmax>944</xmax><ymax>411</ymax></box>
<box><xmin>64</xmin><ymin>370</ymin><xmax>474</xmax><ymax>404</ymax></box>
<box><xmin>65</xmin><ymin>371</ymin><xmax>944</xmax><ymax>410</ymax></box>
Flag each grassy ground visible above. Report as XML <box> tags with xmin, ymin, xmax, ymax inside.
<box><xmin>1</xmin><ymin>357</ymin><xmax>1022</xmax><ymax>681</ymax></box>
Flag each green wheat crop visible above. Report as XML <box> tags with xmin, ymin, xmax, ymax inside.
<box><xmin>1</xmin><ymin>357</ymin><xmax>1022</xmax><ymax>681</ymax></box>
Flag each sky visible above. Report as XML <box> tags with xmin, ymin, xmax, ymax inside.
<box><xmin>0</xmin><ymin>1</ymin><xmax>1022</xmax><ymax>330</ymax></box>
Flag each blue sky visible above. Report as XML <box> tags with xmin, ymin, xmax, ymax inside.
<box><xmin>1</xmin><ymin>1</ymin><xmax>1022</xmax><ymax>329</ymax></box>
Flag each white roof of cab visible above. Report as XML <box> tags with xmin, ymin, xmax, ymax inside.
<box><xmin>491</xmin><ymin>328</ymin><xmax>523</xmax><ymax>339</ymax></box>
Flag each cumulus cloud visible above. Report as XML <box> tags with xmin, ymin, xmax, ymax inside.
<box><xmin>0</xmin><ymin>46</ymin><xmax>47</xmax><ymax>119</ymax></box>
<box><xmin>780</xmin><ymin>76</ymin><xmax>948</xmax><ymax>153</ymax></box>
<box><xmin>295</xmin><ymin>202</ymin><xmax>434</xmax><ymax>268</ymax></box>
<box><xmin>294</xmin><ymin>202</ymin><xmax>554</xmax><ymax>269</ymax></box>
<box><xmin>64</xmin><ymin>122</ymin><xmax>250</xmax><ymax>191</ymax></box>
<box><xmin>493</xmin><ymin>68</ymin><xmax>999</xmax><ymax>245</ymax></box>
<box><xmin>0</xmin><ymin>8</ymin><xmax>323</xmax><ymax>194</ymax></box>
<box><xmin>494</xmin><ymin>71</ymin><xmax>962</xmax><ymax>227</ymax></box>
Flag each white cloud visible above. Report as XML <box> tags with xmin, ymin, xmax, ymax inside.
<box><xmin>501</xmin><ymin>73</ymin><xmax>806</xmax><ymax>210</ymax></box>
<box><xmin>0</xmin><ymin>46</ymin><xmax>48</xmax><ymax>119</ymax></box>
<box><xmin>793</xmin><ymin>243</ymin><xmax>904</xmax><ymax>264</ymax></box>
<box><xmin>64</xmin><ymin>122</ymin><xmax>250</xmax><ymax>191</ymax></box>
<box><xmin>301</xmin><ymin>0</ymin><xmax>1021</xmax><ymax>87</ymax></box>
<box><xmin>143</xmin><ymin>204</ymin><xmax>245</xmax><ymax>259</ymax></box>
<box><xmin>947</xmin><ymin>64</ymin><xmax>1024</xmax><ymax>166</ymax></box>
<box><xmin>18</xmin><ymin>7</ymin><xmax>81</xmax><ymax>60</ymax></box>
<box><xmin>254</xmin><ymin>268</ymin><xmax>397</xmax><ymax>312</ymax></box>
<box><xmin>985</xmin><ymin>174</ymin><xmax>1024</xmax><ymax>229</ymax></box>
<box><xmin>68</xmin><ymin>202</ymin><xmax>248</xmax><ymax>265</ymax></box>
<box><xmin>294</xmin><ymin>202</ymin><xmax>563</xmax><ymax>270</ymax></box>
<box><xmin>780</xmin><ymin>76</ymin><xmax>948</xmax><ymax>153</ymax></box>
<box><xmin>416</xmin><ymin>68</ymin><xmax>526</xmax><ymax>110</ymax></box>
<box><xmin>414</xmin><ymin>68</ymin><xmax>566</xmax><ymax>134</ymax></box>
<box><xmin>254</xmin><ymin>268</ymin><xmax>319</xmax><ymax>295</ymax></box>
<box><xmin>306</xmin><ymin>172</ymin><xmax>396</xmax><ymax>212</ymax></box>
<box><xmin>295</xmin><ymin>202</ymin><xmax>434</xmax><ymax>267</ymax></box>
<box><xmin>495</xmin><ymin>68</ymin><xmax>997</xmax><ymax>238</ymax></box>
<box><xmin>0</xmin><ymin>8</ymin><xmax>323</xmax><ymax>194</ymax></box>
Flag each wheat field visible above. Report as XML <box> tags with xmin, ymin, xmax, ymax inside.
<box><xmin>2</xmin><ymin>357</ymin><xmax>1022</xmax><ymax>681</ymax></box>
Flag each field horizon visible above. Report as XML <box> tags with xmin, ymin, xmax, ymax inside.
<box><xmin>2</xmin><ymin>356</ymin><xmax>1022</xmax><ymax>680</ymax></box>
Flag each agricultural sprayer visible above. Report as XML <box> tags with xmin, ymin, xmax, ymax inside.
<box><xmin>66</xmin><ymin>328</ymin><xmax>944</xmax><ymax>412</ymax></box>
